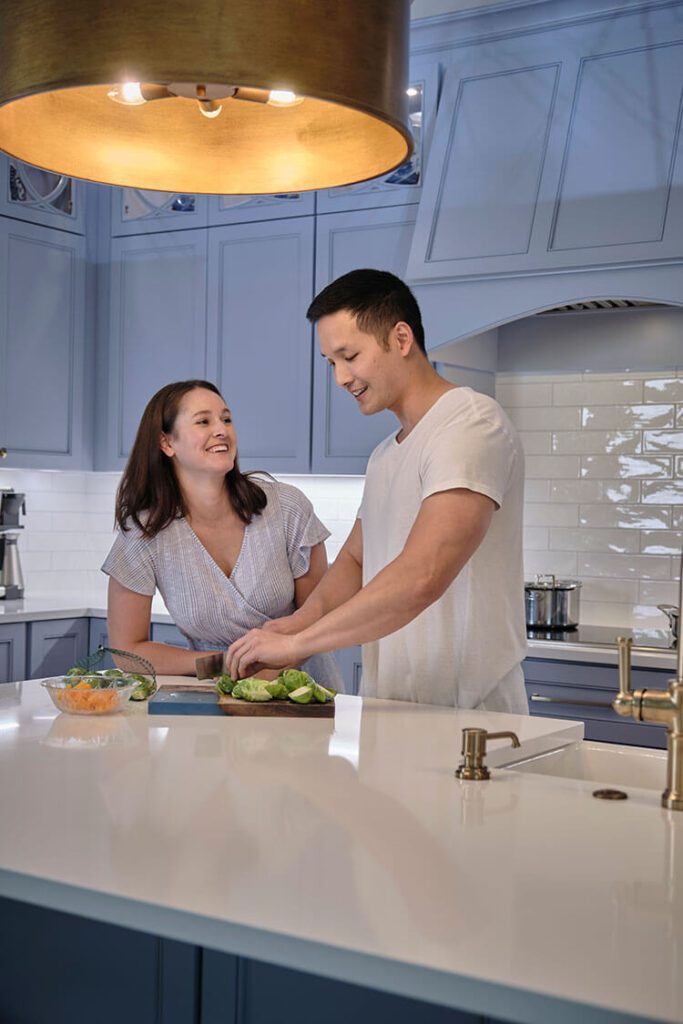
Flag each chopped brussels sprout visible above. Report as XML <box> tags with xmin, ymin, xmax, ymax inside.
<box><xmin>279</xmin><ymin>668</ymin><xmax>315</xmax><ymax>694</ymax></box>
<box><xmin>288</xmin><ymin>684</ymin><xmax>314</xmax><ymax>704</ymax></box>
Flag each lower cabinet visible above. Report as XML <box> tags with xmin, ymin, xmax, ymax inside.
<box><xmin>27</xmin><ymin>618</ymin><xmax>89</xmax><ymax>679</ymax></box>
<box><xmin>151</xmin><ymin>621</ymin><xmax>191</xmax><ymax>648</ymax></box>
<box><xmin>0</xmin><ymin>896</ymin><xmax>493</xmax><ymax>1024</ymax></box>
<box><xmin>0</xmin><ymin>622</ymin><xmax>26</xmax><ymax>683</ymax></box>
<box><xmin>334</xmin><ymin>645</ymin><xmax>363</xmax><ymax>695</ymax></box>
<box><xmin>524</xmin><ymin>657</ymin><xmax>671</xmax><ymax>748</ymax></box>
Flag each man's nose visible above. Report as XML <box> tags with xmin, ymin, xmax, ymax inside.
<box><xmin>333</xmin><ymin>363</ymin><xmax>353</xmax><ymax>389</ymax></box>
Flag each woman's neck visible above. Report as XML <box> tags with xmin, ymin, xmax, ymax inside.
<box><xmin>179</xmin><ymin>472</ymin><xmax>234</xmax><ymax>526</ymax></box>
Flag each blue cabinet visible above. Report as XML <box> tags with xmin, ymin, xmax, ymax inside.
<box><xmin>311</xmin><ymin>206</ymin><xmax>417</xmax><ymax>473</ymax></box>
<box><xmin>0</xmin><ymin>155</ymin><xmax>85</xmax><ymax>233</ymax></box>
<box><xmin>408</xmin><ymin>5</ymin><xmax>683</xmax><ymax>285</ymax></box>
<box><xmin>524</xmin><ymin>657</ymin><xmax>671</xmax><ymax>748</ymax></box>
<box><xmin>101</xmin><ymin>229</ymin><xmax>209</xmax><ymax>469</ymax></box>
<box><xmin>206</xmin><ymin>217</ymin><xmax>315</xmax><ymax>474</ymax></box>
<box><xmin>0</xmin><ymin>219</ymin><xmax>88</xmax><ymax>469</ymax></box>
<box><xmin>151</xmin><ymin>621</ymin><xmax>191</xmax><ymax>648</ymax></box>
<box><xmin>27</xmin><ymin>617</ymin><xmax>89</xmax><ymax>679</ymax></box>
<box><xmin>208</xmin><ymin>191</ymin><xmax>315</xmax><ymax>226</ymax></box>
<box><xmin>0</xmin><ymin>623</ymin><xmax>26</xmax><ymax>683</ymax></box>
<box><xmin>110</xmin><ymin>187</ymin><xmax>209</xmax><ymax>235</ymax></box>
<box><xmin>334</xmin><ymin>646</ymin><xmax>363</xmax><ymax>695</ymax></box>
<box><xmin>316</xmin><ymin>60</ymin><xmax>440</xmax><ymax>215</ymax></box>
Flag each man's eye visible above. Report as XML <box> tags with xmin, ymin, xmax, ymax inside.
<box><xmin>346</xmin><ymin>354</ymin><xmax>357</xmax><ymax>362</ymax></box>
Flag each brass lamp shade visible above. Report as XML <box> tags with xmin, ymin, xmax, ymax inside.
<box><xmin>0</xmin><ymin>0</ymin><xmax>412</xmax><ymax>194</ymax></box>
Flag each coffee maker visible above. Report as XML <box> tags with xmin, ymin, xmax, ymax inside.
<box><xmin>0</xmin><ymin>490</ymin><xmax>26</xmax><ymax>599</ymax></box>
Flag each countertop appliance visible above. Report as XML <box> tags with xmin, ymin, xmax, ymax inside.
<box><xmin>0</xmin><ymin>489</ymin><xmax>26</xmax><ymax>599</ymax></box>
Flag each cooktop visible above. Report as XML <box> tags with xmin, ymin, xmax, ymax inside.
<box><xmin>526</xmin><ymin>624</ymin><xmax>676</xmax><ymax>650</ymax></box>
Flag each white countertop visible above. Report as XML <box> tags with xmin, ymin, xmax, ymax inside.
<box><xmin>1</xmin><ymin>680</ymin><xmax>682</xmax><ymax>1023</ymax></box>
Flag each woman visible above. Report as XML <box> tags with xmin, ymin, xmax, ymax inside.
<box><xmin>102</xmin><ymin>379</ymin><xmax>341</xmax><ymax>687</ymax></box>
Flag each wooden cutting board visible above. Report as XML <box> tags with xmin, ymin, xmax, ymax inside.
<box><xmin>217</xmin><ymin>693</ymin><xmax>335</xmax><ymax>717</ymax></box>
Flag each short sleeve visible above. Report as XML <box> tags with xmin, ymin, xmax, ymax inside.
<box><xmin>421</xmin><ymin>395</ymin><xmax>519</xmax><ymax>510</ymax></box>
<box><xmin>101</xmin><ymin>524</ymin><xmax>158</xmax><ymax>596</ymax></box>
<box><xmin>276</xmin><ymin>482</ymin><xmax>330</xmax><ymax>579</ymax></box>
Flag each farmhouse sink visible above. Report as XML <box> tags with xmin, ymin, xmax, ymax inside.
<box><xmin>503</xmin><ymin>740</ymin><xmax>667</xmax><ymax>792</ymax></box>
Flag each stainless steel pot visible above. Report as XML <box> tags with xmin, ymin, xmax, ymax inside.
<box><xmin>525</xmin><ymin>575</ymin><xmax>582</xmax><ymax>630</ymax></box>
<box><xmin>658</xmin><ymin>604</ymin><xmax>679</xmax><ymax>642</ymax></box>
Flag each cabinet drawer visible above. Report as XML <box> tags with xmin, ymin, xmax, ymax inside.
<box><xmin>524</xmin><ymin>657</ymin><xmax>672</xmax><ymax>692</ymax></box>
<box><xmin>27</xmin><ymin>618</ymin><xmax>88</xmax><ymax>678</ymax></box>
<box><xmin>525</xmin><ymin>681</ymin><xmax>666</xmax><ymax>749</ymax></box>
<box><xmin>151</xmin><ymin>622</ymin><xmax>191</xmax><ymax>649</ymax></box>
<box><xmin>0</xmin><ymin>623</ymin><xmax>27</xmax><ymax>683</ymax></box>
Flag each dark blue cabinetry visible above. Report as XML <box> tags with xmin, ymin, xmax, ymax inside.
<box><xmin>524</xmin><ymin>657</ymin><xmax>672</xmax><ymax>748</ymax></box>
<box><xmin>0</xmin><ymin>622</ymin><xmax>26</xmax><ymax>683</ymax></box>
<box><xmin>27</xmin><ymin>618</ymin><xmax>89</xmax><ymax>679</ymax></box>
<box><xmin>0</xmin><ymin>155</ymin><xmax>85</xmax><ymax>234</ymax></box>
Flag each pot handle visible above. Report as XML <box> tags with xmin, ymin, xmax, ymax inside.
<box><xmin>534</xmin><ymin>574</ymin><xmax>557</xmax><ymax>587</ymax></box>
<box><xmin>657</xmin><ymin>604</ymin><xmax>678</xmax><ymax>626</ymax></box>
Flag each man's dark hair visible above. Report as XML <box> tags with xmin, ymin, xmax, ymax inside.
<box><xmin>306</xmin><ymin>269</ymin><xmax>426</xmax><ymax>354</ymax></box>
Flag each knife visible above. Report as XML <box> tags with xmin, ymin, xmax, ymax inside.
<box><xmin>195</xmin><ymin>652</ymin><xmax>225</xmax><ymax>680</ymax></box>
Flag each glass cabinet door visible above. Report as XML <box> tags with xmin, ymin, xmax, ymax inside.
<box><xmin>110</xmin><ymin>188</ymin><xmax>209</xmax><ymax>235</ymax></box>
<box><xmin>0</xmin><ymin>155</ymin><xmax>85</xmax><ymax>232</ymax></box>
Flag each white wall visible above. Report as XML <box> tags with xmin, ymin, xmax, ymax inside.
<box><xmin>0</xmin><ymin>468</ymin><xmax>363</xmax><ymax>599</ymax></box>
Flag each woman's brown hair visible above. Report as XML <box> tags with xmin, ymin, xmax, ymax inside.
<box><xmin>115</xmin><ymin>380</ymin><xmax>267</xmax><ymax>537</ymax></box>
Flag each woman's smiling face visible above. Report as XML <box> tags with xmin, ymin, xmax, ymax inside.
<box><xmin>160</xmin><ymin>387</ymin><xmax>237</xmax><ymax>477</ymax></box>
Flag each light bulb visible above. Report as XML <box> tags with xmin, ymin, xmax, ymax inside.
<box><xmin>198</xmin><ymin>101</ymin><xmax>223</xmax><ymax>119</ymax></box>
<box><xmin>406</xmin><ymin>87</ymin><xmax>418</xmax><ymax>97</ymax></box>
<box><xmin>108</xmin><ymin>82</ymin><xmax>146</xmax><ymax>106</ymax></box>
<box><xmin>268</xmin><ymin>90</ymin><xmax>303</xmax><ymax>108</ymax></box>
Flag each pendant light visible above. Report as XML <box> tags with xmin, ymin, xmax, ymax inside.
<box><xmin>0</xmin><ymin>0</ymin><xmax>413</xmax><ymax>195</ymax></box>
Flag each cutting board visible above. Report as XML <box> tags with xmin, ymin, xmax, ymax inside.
<box><xmin>148</xmin><ymin>681</ymin><xmax>335</xmax><ymax>718</ymax></box>
<box><xmin>217</xmin><ymin>693</ymin><xmax>334</xmax><ymax>717</ymax></box>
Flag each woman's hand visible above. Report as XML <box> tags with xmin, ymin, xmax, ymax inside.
<box><xmin>261</xmin><ymin>615</ymin><xmax>298</xmax><ymax>635</ymax></box>
<box><xmin>226</xmin><ymin>629</ymin><xmax>302</xmax><ymax>681</ymax></box>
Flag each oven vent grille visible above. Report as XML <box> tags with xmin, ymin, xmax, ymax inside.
<box><xmin>539</xmin><ymin>299</ymin><xmax>667</xmax><ymax>314</ymax></box>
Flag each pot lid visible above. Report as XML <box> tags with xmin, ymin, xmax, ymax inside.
<box><xmin>524</xmin><ymin>574</ymin><xmax>582</xmax><ymax>591</ymax></box>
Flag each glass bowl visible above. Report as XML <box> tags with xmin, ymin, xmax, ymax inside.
<box><xmin>41</xmin><ymin>676</ymin><xmax>136</xmax><ymax>716</ymax></box>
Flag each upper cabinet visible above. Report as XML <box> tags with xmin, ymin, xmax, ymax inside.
<box><xmin>206</xmin><ymin>217</ymin><xmax>315</xmax><ymax>474</ymax></box>
<box><xmin>110</xmin><ymin>188</ymin><xmax>209</xmax><ymax>235</ymax></box>
<box><xmin>312</xmin><ymin>206</ymin><xmax>417</xmax><ymax>474</ymax></box>
<box><xmin>0</xmin><ymin>155</ymin><xmax>85</xmax><ymax>234</ymax></box>
<box><xmin>207</xmin><ymin>192</ymin><xmax>315</xmax><ymax>226</ymax></box>
<box><xmin>0</xmin><ymin>219</ymin><xmax>88</xmax><ymax>468</ymax></box>
<box><xmin>101</xmin><ymin>229</ymin><xmax>208</xmax><ymax>469</ymax></box>
<box><xmin>316</xmin><ymin>60</ymin><xmax>440</xmax><ymax>215</ymax></box>
<box><xmin>408</xmin><ymin>5</ymin><xmax>683</xmax><ymax>283</ymax></box>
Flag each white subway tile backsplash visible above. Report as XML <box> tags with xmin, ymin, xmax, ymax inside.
<box><xmin>495</xmin><ymin>381</ymin><xmax>552</xmax><ymax>407</ymax></box>
<box><xmin>524</xmin><ymin>503</ymin><xmax>578</xmax><ymax>527</ymax></box>
<box><xmin>643</xmin><ymin>378</ymin><xmax>683</xmax><ymax>403</ymax></box>
<box><xmin>525</xmin><ymin>455</ymin><xmax>580</xmax><ymax>479</ymax></box>
<box><xmin>581</xmin><ymin>455</ymin><xmax>671</xmax><ymax>479</ymax></box>
<box><xmin>552</xmin><ymin>430</ymin><xmax>641</xmax><ymax>455</ymax></box>
<box><xmin>518</xmin><ymin>432</ymin><xmax>551</xmax><ymax>455</ymax></box>
<box><xmin>673</xmin><ymin>509</ymin><xmax>683</xmax><ymax>529</ymax></box>
<box><xmin>524</xmin><ymin>550</ymin><xmax>578</xmax><ymax>577</ymax></box>
<box><xmin>580</xmin><ymin>602</ymin><xmax>639</xmax><ymax>627</ymax></box>
<box><xmin>641</xmin><ymin>480</ymin><xmax>683</xmax><ymax>504</ymax></box>
<box><xmin>639</xmin><ymin>580</ymin><xmax>681</xmax><ymax>606</ymax></box>
<box><xmin>549</xmin><ymin>527</ymin><xmax>639</xmax><ymax>554</ymax></box>
<box><xmin>642</xmin><ymin>430</ymin><xmax>683</xmax><ymax>453</ymax></box>
<box><xmin>523</xmin><ymin>527</ymin><xmax>549</xmax><ymax>550</ymax></box>
<box><xmin>550</xmin><ymin>480</ymin><xmax>638</xmax><ymax>503</ymax></box>
<box><xmin>524</xmin><ymin>480</ymin><xmax>551</xmax><ymax>502</ymax></box>
<box><xmin>553</xmin><ymin>378</ymin><xmax>642</xmax><ymax>406</ymax></box>
<box><xmin>505</xmin><ymin>406</ymin><xmax>582</xmax><ymax>430</ymax></box>
<box><xmin>676</xmin><ymin>456</ymin><xmax>683</xmax><ymax>478</ymax></box>
<box><xmin>640</xmin><ymin>531</ymin><xmax>683</xmax><ymax>555</ymax></box>
<box><xmin>677</xmin><ymin>406</ymin><xmax>683</xmax><ymax>429</ymax></box>
<box><xmin>580</xmin><ymin>579</ymin><xmax>639</xmax><ymax>604</ymax></box>
<box><xmin>579</xmin><ymin>505</ymin><xmax>671</xmax><ymax>529</ymax></box>
<box><xmin>579</xmin><ymin>553</ymin><xmax>671</xmax><ymax>580</ymax></box>
<box><xmin>581</xmin><ymin>404</ymin><xmax>674</xmax><ymax>429</ymax></box>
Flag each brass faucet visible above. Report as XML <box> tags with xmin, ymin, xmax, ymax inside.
<box><xmin>455</xmin><ymin>727</ymin><xmax>520</xmax><ymax>780</ymax></box>
<box><xmin>613</xmin><ymin>636</ymin><xmax>683</xmax><ymax>810</ymax></box>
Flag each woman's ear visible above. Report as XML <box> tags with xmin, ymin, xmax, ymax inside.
<box><xmin>159</xmin><ymin>433</ymin><xmax>174</xmax><ymax>458</ymax></box>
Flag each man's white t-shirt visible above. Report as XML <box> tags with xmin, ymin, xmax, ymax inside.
<box><xmin>358</xmin><ymin>387</ymin><xmax>528</xmax><ymax>712</ymax></box>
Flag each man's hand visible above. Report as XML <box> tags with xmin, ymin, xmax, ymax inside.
<box><xmin>226</xmin><ymin>629</ymin><xmax>303</xmax><ymax>681</ymax></box>
<box><xmin>261</xmin><ymin>615</ymin><xmax>298</xmax><ymax>635</ymax></box>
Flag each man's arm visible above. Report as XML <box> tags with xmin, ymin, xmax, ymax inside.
<box><xmin>226</xmin><ymin>488</ymin><xmax>494</xmax><ymax>678</ymax></box>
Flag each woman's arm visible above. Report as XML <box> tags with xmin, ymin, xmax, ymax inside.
<box><xmin>107</xmin><ymin>577</ymin><xmax>220</xmax><ymax>676</ymax></box>
<box><xmin>293</xmin><ymin>541</ymin><xmax>328</xmax><ymax>608</ymax></box>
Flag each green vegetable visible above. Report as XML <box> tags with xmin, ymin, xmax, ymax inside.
<box><xmin>288</xmin><ymin>684</ymin><xmax>314</xmax><ymax>705</ymax></box>
<box><xmin>232</xmin><ymin>678</ymin><xmax>273</xmax><ymax>702</ymax></box>
<box><xmin>279</xmin><ymin>669</ymin><xmax>314</xmax><ymax>694</ymax></box>
<box><xmin>311</xmin><ymin>682</ymin><xmax>335</xmax><ymax>704</ymax></box>
<box><xmin>263</xmin><ymin>681</ymin><xmax>287</xmax><ymax>700</ymax></box>
<box><xmin>101</xmin><ymin>668</ymin><xmax>126</xmax><ymax>678</ymax></box>
<box><xmin>215</xmin><ymin>674</ymin><xmax>235</xmax><ymax>695</ymax></box>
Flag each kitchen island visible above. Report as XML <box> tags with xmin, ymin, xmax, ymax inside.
<box><xmin>1</xmin><ymin>679</ymin><xmax>682</xmax><ymax>1024</ymax></box>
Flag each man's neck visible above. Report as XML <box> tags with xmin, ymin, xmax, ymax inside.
<box><xmin>392</xmin><ymin>364</ymin><xmax>456</xmax><ymax>443</ymax></box>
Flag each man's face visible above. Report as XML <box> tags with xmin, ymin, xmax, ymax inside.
<box><xmin>317</xmin><ymin>310</ymin><xmax>400</xmax><ymax>416</ymax></box>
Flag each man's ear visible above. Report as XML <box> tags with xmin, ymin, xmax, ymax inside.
<box><xmin>159</xmin><ymin>433</ymin><xmax>174</xmax><ymax>458</ymax></box>
<box><xmin>394</xmin><ymin>321</ymin><xmax>415</xmax><ymax>356</ymax></box>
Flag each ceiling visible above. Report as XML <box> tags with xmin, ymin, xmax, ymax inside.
<box><xmin>411</xmin><ymin>0</ymin><xmax>506</xmax><ymax>18</ymax></box>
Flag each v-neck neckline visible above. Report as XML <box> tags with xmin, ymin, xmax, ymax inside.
<box><xmin>182</xmin><ymin>516</ymin><xmax>248</xmax><ymax>582</ymax></box>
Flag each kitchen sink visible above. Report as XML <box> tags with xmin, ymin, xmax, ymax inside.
<box><xmin>502</xmin><ymin>740</ymin><xmax>667</xmax><ymax>791</ymax></box>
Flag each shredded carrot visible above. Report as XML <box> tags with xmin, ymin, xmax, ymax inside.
<box><xmin>56</xmin><ymin>685</ymin><xmax>120</xmax><ymax>713</ymax></box>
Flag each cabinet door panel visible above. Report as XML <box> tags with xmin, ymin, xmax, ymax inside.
<box><xmin>312</xmin><ymin>207</ymin><xmax>417</xmax><ymax>474</ymax></box>
<box><xmin>105</xmin><ymin>230</ymin><xmax>208</xmax><ymax>468</ymax></box>
<box><xmin>27</xmin><ymin>618</ymin><xmax>89</xmax><ymax>678</ymax></box>
<box><xmin>0</xmin><ymin>154</ymin><xmax>85</xmax><ymax>233</ymax></box>
<box><xmin>334</xmin><ymin>646</ymin><xmax>362</xmax><ymax>695</ymax></box>
<box><xmin>0</xmin><ymin>623</ymin><xmax>26</xmax><ymax>683</ymax></box>
<box><xmin>151</xmin><ymin>622</ymin><xmax>191</xmax><ymax>649</ymax></box>
<box><xmin>88</xmin><ymin>616</ymin><xmax>115</xmax><ymax>669</ymax></box>
<box><xmin>0</xmin><ymin>220</ymin><xmax>87</xmax><ymax>468</ymax></box>
<box><xmin>110</xmin><ymin>187</ymin><xmax>209</xmax><ymax>235</ymax></box>
<box><xmin>208</xmin><ymin>192</ymin><xmax>314</xmax><ymax>226</ymax></box>
<box><xmin>206</xmin><ymin>218</ymin><xmax>314</xmax><ymax>473</ymax></box>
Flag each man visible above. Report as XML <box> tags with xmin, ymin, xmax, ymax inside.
<box><xmin>227</xmin><ymin>269</ymin><xmax>528</xmax><ymax>712</ymax></box>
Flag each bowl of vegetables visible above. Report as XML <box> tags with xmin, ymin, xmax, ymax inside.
<box><xmin>42</xmin><ymin>674</ymin><xmax>138</xmax><ymax>716</ymax></box>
